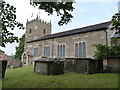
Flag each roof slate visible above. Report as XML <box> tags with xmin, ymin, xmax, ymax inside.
<box><xmin>27</xmin><ymin>21</ymin><xmax>111</xmax><ymax>43</ymax></box>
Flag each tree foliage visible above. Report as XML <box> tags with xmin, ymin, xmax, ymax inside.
<box><xmin>111</xmin><ymin>37</ymin><xmax>119</xmax><ymax>45</ymax></box>
<box><xmin>93</xmin><ymin>44</ymin><xmax>120</xmax><ymax>60</ymax></box>
<box><xmin>111</xmin><ymin>12</ymin><xmax>120</xmax><ymax>34</ymax></box>
<box><xmin>30</xmin><ymin>0</ymin><xmax>74</xmax><ymax>26</ymax></box>
<box><xmin>14</xmin><ymin>34</ymin><xmax>25</xmax><ymax>60</ymax></box>
<box><xmin>1</xmin><ymin>1</ymin><xmax>24</xmax><ymax>47</ymax></box>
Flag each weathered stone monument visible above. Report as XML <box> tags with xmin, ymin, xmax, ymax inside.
<box><xmin>34</xmin><ymin>58</ymin><xmax>64</xmax><ymax>75</ymax></box>
<box><xmin>64</xmin><ymin>58</ymin><xmax>103</xmax><ymax>74</ymax></box>
<box><xmin>107</xmin><ymin>56</ymin><xmax>120</xmax><ymax>73</ymax></box>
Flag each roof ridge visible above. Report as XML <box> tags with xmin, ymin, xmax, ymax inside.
<box><xmin>51</xmin><ymin>21</ymin><xmax>111</xmax><ymax>35</ymax></box>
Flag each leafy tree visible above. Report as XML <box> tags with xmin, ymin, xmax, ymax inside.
<box><xmin>93</xmin><ymin>44</ymin><xmax>109</xmax><ymax>60</ymax></box>
<box><xmin>14</xmin><ymin>34</ymin><xmax>25</xmax><ymax>60</ymax></box>
<box><xmin>1</xmin><ymin>0</ymin><xmax>74</xmax><ymax>47</ymax></box>
<box><xmin>30</xmin><ymin>0</ymin><xmax>74</xmax><ymax>26</ymax></box>
<box><xmin>111</xmin><ymin>12</ymin><xmax>120</xmax><ymax>34</ymax></box>
<box><xmin>1</xmin><ymin>1</ymin><xmax>24</xmax><ymax>47</ymax></box>
<box><xmin>111</xmin><ymin>37</ymin><xmax>119</xmax><ymax>45</ymax></box>
<box><xmin>93</xmin><ymin>44</ymin><xmax>120</xmax><ymax>60</ymax></box>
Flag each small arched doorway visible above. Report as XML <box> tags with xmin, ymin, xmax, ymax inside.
<box><xmin>21</xmin><ymin>52</ymin><xmax>29</xmax><ymax>65</ymax></box>
<box><xmin>23</xmin><ymin>54</ymin><xmax>27</xmax><ymax>64</ymax></box>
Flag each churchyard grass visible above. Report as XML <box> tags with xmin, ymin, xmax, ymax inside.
<box><xmin>2</xmin><ymin>66</ymin><xmax>118</xmax><ymax>88</ymax></box>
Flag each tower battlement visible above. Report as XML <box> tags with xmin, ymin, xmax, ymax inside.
<box><xmin>27</xmin><ymin>17</ymin><xmax>51</xmax><ymax>26</ymax></box>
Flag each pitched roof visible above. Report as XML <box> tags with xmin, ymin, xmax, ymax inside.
<box><xmin>27</xmin><ymin>21</ymin><xmax>111</xmax><ymax>43</ymax></box>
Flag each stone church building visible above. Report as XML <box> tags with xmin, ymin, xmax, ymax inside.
<box><xmin>21</xmin><ymin>17</ymin><xmax>114</xmax><ymax>66</ymax></box>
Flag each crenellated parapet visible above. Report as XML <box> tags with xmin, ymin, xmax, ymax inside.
<box><xmin>26</xmin><ymin>17</ymin><xmax>51</xmax><ymax>26</ymax></box>
<box><xmin>25</xmin><ymin>15</ymin><xmax>52</xmax><ymax>45</ymax></box>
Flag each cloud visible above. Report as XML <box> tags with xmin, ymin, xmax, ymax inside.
<box><xmin>80</xmin><ymin>9</ymin><xmax>87</xmax><ymax>13</ymax></box>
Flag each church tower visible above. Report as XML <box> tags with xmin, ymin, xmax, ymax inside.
<box><xmin>21</xmin><ymin>16</ymin><xmax>52</xmax><ymax>66</ymax></box>
<box><xmin>25</xmin><ymin>16</ymin><xmax>52</xmax><ymax>43</ymax></box>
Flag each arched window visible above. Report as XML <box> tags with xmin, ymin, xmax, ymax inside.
<box><xmin>75</xmin><ymin>43</ymin><xmax>78</xmax><ymax>57</ymax></box>
<box><xmin>57</xmin><ymin>45</ymin><xmax>60</xmax><ymax>57</ymax></box>
<box><xmin>63</xmin><ymin>44</ymin><xmax>65</xmax><ymax>57</ymax></box>
<box><xmin>60</xmin><ymin>45</ymin><xmax>62</xmax><ymax>57</ymax></box>
<box><xmin>46</xmin><ymin>47</ymin><xmax>48</xmax><ymax>57</ymax></box>
<box><xmin>83</xmin><ymin>42</ymin><xmax>86</xmax><ymax>57</ymax></box>
<box><xmin>23</xmin><ymin>54</ymin><xmax>27</xmax><ymax>64</ymax></box>
<box><xmin>44</xmin><ymin>47</ymin><xmax>46</xmax><ymax>57</ymax></box>
<box><xmin>34</xmin><ymin>48</ymin><xmax>38</xmax><ymax>57</ymax></box>
<box><xmin>43</xmin><ymin>29</ymin><xmax>46</xmax><ymax>34</ymax></box>
<box><xmin>44</xmin><ymin>46</ymin><xmax>50</xmax><ymax>57</ymax></box>
<box><xmin>48</xmin><ymin>46</ymin><xmax>50</xmax><ymax>57</ymax></box>
<box><xmin>29</xmin><ymin>28</ymin><xmax>32</xmax><ymax>33</ymax></box>
<box><xmin>79</xmin><ymin>42</ymin><xmax>82</xmax><ymax>57</ymax></box>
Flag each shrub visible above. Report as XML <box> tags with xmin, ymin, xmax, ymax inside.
<box><xmin>93</xmin><ymin>44</ymin><xmax>120</xmax><ymax>60</ymax></box>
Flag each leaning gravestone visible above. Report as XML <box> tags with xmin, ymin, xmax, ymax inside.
<box><xmin>0</xmin><ymin>60</ymin><xmax>8</xmax><ymax>79</ymax></box>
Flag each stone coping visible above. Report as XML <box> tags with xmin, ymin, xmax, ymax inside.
<box><xmin>34</xmin><ymin>58</ymin><xmax>98</xmax><ymax>62</ymax></box>
<box><xmin>34</xmin><ymin>58</ymin><xmax>63</xmax><ymax>63</ymax></box>
<box><xmin>63</xmin><ymin>58</ymin><xmax>96</xmax><ymax>60</ymax></box>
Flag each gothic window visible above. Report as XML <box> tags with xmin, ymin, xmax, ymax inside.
<box><xmin>57</xmin><ymin>44</ymin><xmax>66</xmax><ymax>57</ymax></box>
<box><xmin>75</xmin><ymin>43</ymin><xmax>78</xmax><ymax>57</ymax></box>
<box><xmin>75</xmin><ymin>42</ymin><xmax>86</xmax><ymax>57</ymax></box>
<box><xmin>57</xmin><ymin>45</ymin><xmax>60</xmax><ymax>57</ymax></box>
<box><xmin>43</xmin><ymin>29</ymin><xmax>46</xmax><ymax>34</ymax></box>
<box><xmin>60</xmin><ymin>45</ymin><xmax>62</xmax><ymax>57</ymax></box>
<box><xmin>83</xmin><ymin>42</ymin><xmax>86</xmax><ymax>57</ymax></box>
<box><xmin>45</xmin><ymin>47</ymin><xmax>48</xmax><ymax>57</ymax></box>
<box><xmin>34</xmin><ymin>48</ymin><xmax>38</xmax><ymax>57</ymax></box>
<box><xmin>29</xmin><ymin>28</ymin><xmax>32</xmax><ymax>33</ymax></box>
<box><xmin>79</xmin><ymin>42</ymin><xmax>82</xmax><ymax>57</ymax></box>
<box><xmin>44</xmin><ymin>47</ymin><xmax>46</xmax><ymax>57</ymax></box>
<box><xmin>63</xmin><ymin>44</ymin><xmax>65</xmax><ymax>57</ymax></box>
<box><xmin>44</xmin><ymin>46</ymin><xmax>50</xmax><ymax>57</ymax></box>
<box><xmin>48</xmin><ymin>46</ymin><xmax>50</xmax><ymax>57</ymax></box>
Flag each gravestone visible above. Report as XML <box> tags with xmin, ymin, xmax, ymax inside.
<box><xmin>0</xmin><ymin>60</ymin><xmax>7</xmax><ymax>79</ymax></box>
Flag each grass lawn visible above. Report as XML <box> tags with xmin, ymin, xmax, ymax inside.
<box><xmin>2</xmin><ymin>66</ymin><xmax>118</xmax><ymax>88</ymax></box>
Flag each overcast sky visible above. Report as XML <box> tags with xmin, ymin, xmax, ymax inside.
<box><xmin>0</xmin><ymin>0</ymin><xmax>118</xmax><ymax>55</ymax></box>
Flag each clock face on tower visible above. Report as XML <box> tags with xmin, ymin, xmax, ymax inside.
<box><xmin>35</xmin><ymin>26</ymin><xmax>38</xmax><ymax>30</ymax></box>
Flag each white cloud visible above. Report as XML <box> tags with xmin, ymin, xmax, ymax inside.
<box><xmin>80</xmin><ymin>9</ymin><xmax>87</xmax><ymax>13</ymax></box>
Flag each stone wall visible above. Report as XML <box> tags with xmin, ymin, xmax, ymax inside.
<box><xmin>12</xmin><ymin>60</ymin><xmax>22</xmax><ymax>68</ymax></box>
<box><xmin>64</xmin><ymin>58</ymin><xmax>97</xmax><ymax>74</ymax></box>
<box><xmin>107</xmin><ymin>56</ymin><xmax>120</xmax><ymax>73</ymax></box>
<box><xmin>25</xmin><ymin>29</ymin><xmax>114</xmax><ymax>62</ymax></box>
<box><xmin>64</xmin><ymin>58</ymin><xmax>104</xmax><ymax>74</ymax></box>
